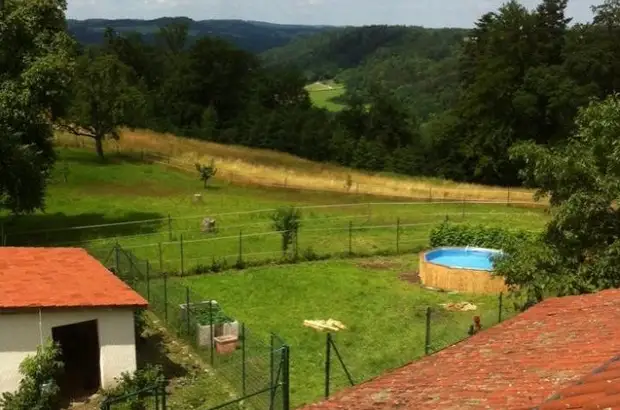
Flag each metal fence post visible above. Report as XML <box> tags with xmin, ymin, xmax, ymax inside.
<box><xmin>295</xmin><ymin>226</ymin><xmax>299</xmax><ymax>259</ymax></box>
<box><xmin>507</xmin><ymin>188</ymin><xmax>511</xmax><ymax>207</ymax></box>
<box><xmin>269</xmin><ymin>334</ymin><xmax>275</xmax><ymax>409</ymax></box>
<box><xmin>348</xmin><ymin>221</ymin><xmax>352</xmax><ymax>256</ymax></box>
<box><xmin>425</xmin><ymin>307</ymin><xmax>431</xmax><ymax>355</ymax></box>
<box><xmin>161</xmin><ymin>380</ymin><xmax>167</xmax><ymax>410</ymax></box>
<box><xmin>209</xmin><ymin>301</ymin><xmax>214</xmax><ymax>365</ymax></box>
<box><xmin>325</xmin><ymin>333</ymin><xmax>331</xmax><ymax>399</ymax></box>
<box><xmin>396</xmin><ymin>217</ymin><xmax>400</xmax><ymax>253</ymax></box>
<box><xmin>283</xmin><ymin>345</ymin><xmax>290</xmax><ymax>410</ymax></box>
<box><xmin>146</xmin><ymin>261</ymin><xmax>151</xmax><ymax>302</ymax></box>
<box><xmin>498</xmin><ymin>292</ymin><xmax>504</xmax><ymax>323</ymax></box>
<box><xmin>158</xmin><ymin>242</ymin><xmax>163</xmax><ymax>272</ymax></box>
<box><xmin>461</xmin><ymin>196</ymin><xmax>466</xmax><ymax>219</ymax></box>
<box><xmin>114</xmin><ymin>242</ymin><xmax>120</xmax><ymax>273</ymax></box>
<box><xmin>185</xmin><ymin>287</ymin><xmax>191</xmax><ymax>336</ymax></box>
<box><xmin>163</xmin><ymin>272</ymin><xmax>168</xmax><ymax>324</ymax></box>
<box><xmin>429</xmin><ymin>187</ymin><xmax>432</xmax><ymax>202</ymax></box>
<box><xmin>241</xmin><ymin>323</ymin><xmax>246</xmax><ymax>395</ymax></box>
<box><xmin>180</xmin><ymin>234</ymin><xmax>184</xmax><ymax>275</ymax></box>
<box><xmin>167</xmin><ymin>214</ymin><xmax>172</xmax><ymax>241</ymax></box>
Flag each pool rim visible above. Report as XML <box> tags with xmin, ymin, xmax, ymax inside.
<box><xmin>423</xmin><ymin>246</ymin><xmax>503</xmax><ymax>272</ymax></box>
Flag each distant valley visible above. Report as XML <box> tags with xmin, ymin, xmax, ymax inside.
<box><xmin>67</xmin><ymin>17</ymin><xmax>336</xmax><ymax>53</ymax></box>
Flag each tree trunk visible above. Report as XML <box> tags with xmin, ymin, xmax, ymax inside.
<box><xmin>95</xmin><ymin>137</ymin><xmax>105</xmax><ymax>160</ymax></box>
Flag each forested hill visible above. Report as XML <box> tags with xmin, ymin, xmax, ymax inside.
<box><xmin>261</xmin><ymin>25</ymin><xmax>469</xmax><ymax>120</ymax></box>
<box><xmin>67</xmin><ymin>18</ymin><xmax>335</xmax><ymax>53</ymax></box>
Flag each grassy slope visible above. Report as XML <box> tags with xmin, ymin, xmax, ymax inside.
<box><xmin>168</xmin><ymin>255</ymin><xmax>511</xmax><ymax>408</ymax></box>
<box><xmin>53</xmin><ymin>129</ymin><xmax>540</xmax><ymax>204</ymax></box>
<box><xmin>3</xmin><ymin>149</ymin><xmax>548</xmax><ymax>275</ymax></box>
<box><xmin>0</xmin><ymin>148</ymin><xmax>545</xmax><ymax>408</ymax></box>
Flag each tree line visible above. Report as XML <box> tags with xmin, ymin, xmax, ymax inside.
<box><xmin>266</xmin><ymin>0</ymin><xmax>620</xmax><ymax>187</ymax></box>
<box><xmin>76</xmin><ymin>0</ymin><xmax>620</xmax><ymax>188</ymax></box>
<box><xmin>5</xmin><ymin>0</ymin><xmax>620</xmax><ymax>215</ymax></box>
<box><xmin>60</xmin><ymin>20</ymin><xmax>435</xmax><ymax>177</ymax></box>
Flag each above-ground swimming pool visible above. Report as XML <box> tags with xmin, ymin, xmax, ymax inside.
<box><xmin>419</xmin><ymin>247</ymin><xmax>508</xmax><ymax>294</ymax></box>
<box><xmin>425</xmin><ymin>247</ymin><xmax>501</xmax><ymax>271</ymax></box>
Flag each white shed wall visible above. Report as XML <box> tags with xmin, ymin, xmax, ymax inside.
<box><xmin>0</xmin><ymin>308</ymin><xmax>137</xmax><ymax>395</ymax></box>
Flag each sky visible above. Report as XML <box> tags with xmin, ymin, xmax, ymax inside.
<box><xmin>66</xmin><ymin>0</ymin><xmax>599</xmax><ymax>27</ymax></box>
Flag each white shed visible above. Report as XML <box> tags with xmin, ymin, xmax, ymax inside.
<box><xmin>0</xmin><ymin>247</ymin><xmax>148</xmax><ymax>399</ymax></box>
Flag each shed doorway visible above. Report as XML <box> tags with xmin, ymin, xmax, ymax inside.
<box><xmin>51</xmin><ymin>319</ymin><xmax>101</xmax><ymax>400</ymax></box>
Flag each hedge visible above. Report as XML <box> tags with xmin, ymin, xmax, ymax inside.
<box><xmin>429</xmin><ymin>222</ymin><xmax>539</xmax><ymax>251</ymax></box>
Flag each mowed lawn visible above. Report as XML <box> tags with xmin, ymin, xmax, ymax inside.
<box><xmin>0</xmin><ymin>148</ymin><xmax>548</xmax><ymax>274</ymax></box>
<box><xmin>0</xmin><ymin>147</ymin><xmax>540</xmax><ymax>408</ymax></box>
<box><xmin>168</xmin><ymin>255</ymin><xmax>511</xmax><ymax>408</ymax></box>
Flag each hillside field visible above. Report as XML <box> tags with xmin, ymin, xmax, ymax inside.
<box><xmin>53</xmin><ymin>129</ymin><xmax>540</xmax><ymax>205</ymax></box>
<box><xmin>305</xmin><ymin>81</ymin><xmax>346</xmax><ymax>111</ymax></box>
<box><xmin>0</xmin><ymin>146</ymin><xmax>548</xmax><ymax>408</ymax></box>
<box><xmin>1</xmin><ymin>148</ymin><xmax>548</xmax><ymax>275</ymax></box>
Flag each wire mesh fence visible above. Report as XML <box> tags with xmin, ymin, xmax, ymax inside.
<box><xmin>100</xmin><ymin>384</ymin><xmax>167</xmax><ymax>410</ymax></box>
<box><xmin>0</xmin><ymin>202</ymin><xmax>546</xmax><ymax>277</ymax></box>
<box><xmin>320</xmin><ymin>292</ymin><xmax>512</xmax><ymax>401</ymax></box>
<box><xmin>423</xmin><ymin>292</ymin><xmax>510</xmax><ymax>355</ymax></box>
<box><xmin>1</xmin><ymin>201</ymin><xmax>546</xmax><ymax>252</ymax></box>
<box><xmin>110</xmin><ymin>245</ymin><xmax>290</xmax><ymax>410</ymax></box>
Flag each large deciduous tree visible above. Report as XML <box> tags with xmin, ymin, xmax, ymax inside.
<box><xmin>496</xmin><ymin>94</ymin><xmax>620</xmax><ymax>304</ymax></box>
<box><xmin>0</xmin><ymin>0</ymin><xmax>75</xmax><ymax>214</ymax></box>
<box><xmin>60</xmin><ymin>52</ymin><xmax>145</xmax><ymax>159</ymax></box>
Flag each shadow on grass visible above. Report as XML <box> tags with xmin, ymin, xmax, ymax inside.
<box><xmin>1</xmin><ymin>211</ymin><xmax>164</xmax><ymax>247</ymax></box>
<box><xmin>56</xmin><ymin>147</ymin><xmax>153</xmax><ymax>166</ymax></box>
<box><xmin>136</xmin><ymin>332</ymin><xmax>188</xmax><ymax>379</ymax></box>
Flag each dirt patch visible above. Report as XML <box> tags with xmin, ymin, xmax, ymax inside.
<box><xmin>357</xmin><ymin>259</ymin><xmax>400</xmax><ymax>270</ymax></box>
<box><xmin>399</xmin><ymin>271</ymin><xmax>421</xmax><ymax>284</ymax></box>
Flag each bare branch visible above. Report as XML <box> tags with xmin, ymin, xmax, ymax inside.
<box><xmin>55</xmin><ymin>121</ymin><xmax>97</xmax><ymax>139</ymax></box>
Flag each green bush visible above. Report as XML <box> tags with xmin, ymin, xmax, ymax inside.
<box><xmin>0</xmin><ymin>340</ymin><xmax>63</xmax><ymax>410</ymax></box>
<box><xmin>429</xmin><ymin>222</ymin><xmax>538</xmax><ymax>251</ymax></box>
<box><xmin>270</xmin><ymin>206</ymin><xmax>302</xmax><ymax>256</ymax></box>
<box><xmin>102</xmin><ymin>365</ymin><xmax>164</xmax><ymax>410</ymax></box>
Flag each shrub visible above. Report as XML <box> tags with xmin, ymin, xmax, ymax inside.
<box><xmin>301</xmin><ymin>246</ymin><xmax>322</xmax><ymax>262</ymax></box>
<box><xmin>270</xmin><ymin>206</ymin><xmax>302</xmax><ymax>256</ymax></box>
<box><xmin>195</xmin><ymin>160</ymin><xmax>217</xmax><ymax>188</ymax></box>
<box><xmin>102</xmin><ymin>365</ymin><xmax>164</xmax><ymax>410</ymax></box>
<box><xmin>429</xmin><ymin>221</ymin><xmax>539</xmax><ymax>251</ymax></box>
<box><xmin>0</xmin><ymin>340</ymin><xmax>63</xmax><ymax>410</ymax></box>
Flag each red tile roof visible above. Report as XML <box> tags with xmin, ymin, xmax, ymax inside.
<box><xmin>301</xmin><ymin>289</ymin><xmax>620</xmax><ymax>410</ymax></box>
<box><xmin>534</xmin><ymin>356</ymin><xmax>620</xmax><ymax>410</ymax></box>
<box><xmin>0</xmin><ymin>247</ymin><xmax>148</xmax><ymax>309</ymax></box>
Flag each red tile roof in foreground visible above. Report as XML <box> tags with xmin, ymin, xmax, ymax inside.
<box><xmin>301</xmin><ymin>289</ymin><xmax>620</xmax><ymax>410</ymax></box>
<box><xmin>534</xmin><ymin>356</ymin><xmax>620</xmax><ymax>410</ymax></box>
<box><xmin>0</xmin><ymin>247</ymin><xmax>148</xmax><ymax>309</ymax></box>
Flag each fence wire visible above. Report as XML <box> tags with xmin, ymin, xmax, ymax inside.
<box><xmin>43</xmin><ymin>205</ymin><xmax>544</xmax><ymax>277</ymax></box>
<box><xmin>110</xmin><ymin>245</ymin><xmax>289</xmax><ymax>410</ymax></box>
